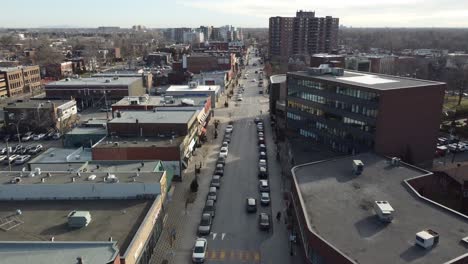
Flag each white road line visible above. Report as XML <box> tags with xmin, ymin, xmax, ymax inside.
<box><xmin>212</xmin><ymin>233</ymin><xmax>217</xmax><ymax>240</ymax></box>
<box><xmin>222</xmin><ymin>233</ymin><xmax>226</xmax><ymax>240</ymax></box>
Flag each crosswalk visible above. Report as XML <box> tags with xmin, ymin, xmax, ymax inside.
<box><xmin>205</xmin><ymin>250</ymin><xmax>261</xmax><ymax>262</ymax></box>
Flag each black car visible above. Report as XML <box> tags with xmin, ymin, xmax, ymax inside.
<box><xmin>254</xmin><ymin>117</ymin><xmax>262</xmax><ymax>124</ymax></box>
<box><xmin>210</xmin><ymin>175</ymin><xmax>221</xmax><ymax>189</ymax></box>
<box><xmin>223</xmin><ymin>134</ymin><xmax>231</xmax><ymax>144</ymax></box>
<box><xmin>259</xmin><ymin>144</ymin><xmax>267</xmax><ymax>153</ymax></box>
<box><xmin>214</xmin><ymin>167</ymin><xmax>224</xmax><ymax>177</ymax></box>
<box><xmin>259</xmin><ymin>151</ymin><xmax>267</xmax><ymax>160</ymax></box>
<box><xmin>258</xmin><ymin>137</ymin><xmax>265</xmax><ymax>145</ymax></box>
<box><xmin>216</xmin><ymin>156</ymin><xmax>226</xmax><ymax>166</ymax></box>
<box><xmin>258</xmin><ymin>166</ymin><xmax>268</xmax><ymax>179</ymax></box>
<box><xmin>246</xmin><ymin>198</ymin><xmax>257</xmax><ymax>213</ymax></box>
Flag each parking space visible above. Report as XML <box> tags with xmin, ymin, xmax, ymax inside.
<box><xmin>0</xmin><ymin>138</ymin><xmax>63</xmax><ymax>170</ymax></box>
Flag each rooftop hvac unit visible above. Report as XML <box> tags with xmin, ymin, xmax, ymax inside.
<box><xmin>10</xmin><ymin>177</ymin><xmax>21</xmax><ymax>184</ymax></box>
<box><xmin>67</xmin><ymin>211</ymin><xmax>92</xmax><ymax>228</ymax></box>
<box><xmin>181</xmin><ymin>99</ymin><xmax>195</xmax><ymax>106</ymax></box>
<box><xmin>374</xmin><ymin>201</ymin><xmax>394</xmax><ymax>222</ymax></box>
<box><xmin>188</xmin><ymin>81</ymin><xmax>198</xmax><ymax>88</ymax></box>
<box><xmin>391</xmin><ymin>157</ymin><xmax>401</xmax><ymax>166</ymax></box>
<box><xmin>107</xmin><ymin>174</ymin><xmax>119</xmax><ymax>183</ymax></box>
<box><xmin>105</xmin><ymin>79</ymin><xmax>111</xmax><ymax>83</ymax></box>
<box><xmin>352</xmin><ymin>160</ymin><xmax>364</xmax><ymax>175</ymax></box>
<box><xmin>416</xmin><ymin>229</ymin><xmax>439</xmax><ymax>249</ymax></box>
<box><xmin>35</xmin><ymin>167</ymin><xmax>41</xmax><ymax>175</ymax></box>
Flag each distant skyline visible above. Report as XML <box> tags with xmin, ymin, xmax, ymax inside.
<box><xmin>1</xmin><ymin>0</ymin><xmax>468</xmax><ymax>28</ymax></box>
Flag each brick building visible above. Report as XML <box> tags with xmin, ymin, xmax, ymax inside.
<box><xmin>286</xmin><ymin>66</ymin><xmax>445</xmax><ymax>165</ymax></box>
<box><xmin>184</xmin><ymin>53</ymin><xmax>231</xmax><ymax>74</ymax></box>
<box><xmin>0</xmin><ymin>65</ymin><xmax>41</xmax><ymax>98</ymax></box>
<box><xmin>44</xmin><ymin>62</ymin><xmax>74</xmax><ymax>79</ymax></box>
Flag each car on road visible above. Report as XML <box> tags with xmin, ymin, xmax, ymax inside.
<box><xmin>192</xmin><ymin>237</ymin><xmax>208</xmax><ymax>263</ymax></box>
<box><xmin>45</xmin><ymin>131</ymin><xmax>55</xmax><ymax>140</ymax></box>
<box><xmin>207</xmin><ymin>187</ymin><xmax>217</xmax><ymax>202</ymax></box>
<box><xmin>203</xmin><ymin>199</ymin><xmax>216</xmax><ymax>218</ymax></box>
<box><xmin>259</xmin><ymin>179</ymin><xmax>270</xmax><ymax>192</ymax></box>
<box><xmin>259</xmin><ymin>159</ymin><xmax>267</xmax><ymax>168</ymax></box>
<box><xmin>260</xmin><ymin>192</ymin><xmax>270</xmax><ymax>205</ymax></box>
<box><xmin>52</xmin><ymin>132</ymin><xmax>61</xmax><ymax>140</ymax></box>
<box><xmin>236</xmin><ymin>97</ymin><xmax>243</xmax><ymax>101</ymax></box>
<box><xmin>21</xmin><ymin>132</ymin><xmax>33</xmax><ymax>142</ymax></box>
<box><xmin>259</xmin><ymin>144</ymin><xmax>267</xmax><ymax>153</ymax></box>
<box><xmin>33</xmin><ymin>133</ymin><xmax>46</xmax><ymax>141</ymax></box>
<box><xmin>219</xmin><ymin>147</ymin><xmax>229</xmax><ymax>158</ymax></box>
<box><xmin>259</xmin><ymin>166</ymin><xmax>268</xmax><ymax>179</ymax></box>
<box><xmin>14</xmin><ymin>155</ymin><xmax>31</xmax><ymax>165</ymax></box>
<box><xmin>258</xmin><ymin>132</ymin><xmax>264</xmax><ymax>137</ymax></box>
<box><xmin>258</xmin><ymin>137</ymin><xmax>265</xmax><ymax>145</ymax></box>
<box><xmin>257</xmin><ymin>126</ymin><xmax>264</xmax><ymax>132</ymax></box>
<box><xmin>252</xmin><ymin>79</ymin><xmax>256</xmax><ymax>82</ymax></box>
<box><xmin>214</xmin><ymin>167</ymin><xmax>224</xmax><ymax>177</ymax></box>
<box><xmin>259</xmin><ymin>151</ymin><xmax>267</xmax><ymax>160</ymax></box>
<box><xmin>100</xmin><ymin>107</ymin><xmax>111</xmax><ymax>112</ymax></box>
<box><xmin>216</xmin><ymin>156</ymin><xmax>226</xmax><ymax>166</ymax></box>
<box><xmin>258</xmin><ymin>213</ymin><xmax>271</xmax><ymax>230</ymax></box>
<box><xmin>211</xmin><ymin>175</ymin><xmax>221</xmax><ymax>189</ymax></box>
<box><xmin>254</xmin><ymin>117</ymin><xmax>262</xmax><ymax>124</ymax></box>
<box><xmin>246</xmin><ymin>198</ymin><xmax>257</xmax><ymax>213</ymax></box>
<box><xmin>225</xmin><ymin>125</ymin><xmax>234</xmax><ymax>133</ymax></box>
<box><xmin>0</xmin><ymin>155</ymin><xmax>7</xmax><ymax>162</ymax></box>
<box><xmin>198</xmin><ymin>214</ymin><xmax>212</xmax><ymax>236</ymax></box>
<box><xmin>222</xmin><ymin>142</ymin><xmax>229</xmax><ymax>148</ymax></box>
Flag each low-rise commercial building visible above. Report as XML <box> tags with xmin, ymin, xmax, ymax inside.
<box><xmin>290</xmin><ymin>153</ymin><xmax>468</xmax><ymax>264</ymax></box>
<box><xmin>93</xmin><ymin>70</ymin><xmax>153</xmax><ymax>89</ymax></box>
<box><xmin>3</xmin><ymin>99</ymin><xmax>78</xmax><ymax>134</ymax></box>
<box><xmin>166</xmin><ymin>83</ymin><xmax>220</xmax><ymax>108</ymax></box>
<box><xmin>0</xmin><ymin>166</ymin><xmax>168</xmax><ymax>264</ymax></box>
<box><xmin>45</xmin><ymin>77</ymin><xmax>145</xmax><ymax>109</ymax></box>
<box><xmin>286</xmin><ymin>67</ymin><xmax>445</xmax><ymax>165</ymax></box>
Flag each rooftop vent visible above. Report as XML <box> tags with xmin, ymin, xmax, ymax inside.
<box><xmin>87</xmin><ymin>174</ymin><xmax>96</xmax><ymax>181</ymax></box>
<box><xmin>374</xmin><ymin>201</ymin><xmax>394</xmax><ymax>222</ymax></box>
<box><xmin>391</xmin><ymin>157</ymin><xmax>401</xmax><ymax>166</ymax></box>
<box><xmin>307</xmin><ymin>64</ymin><xmax>344</xmax><ymax>76</ymax></box>
<box><xmin>416</xmin><ymin>229</ymin><xmax>439</xmax><ymax>249</ymax></box>
<box><xmin>67</xmin><ymin>211</ymin><xmax>92</xmax><ymax>228</ymax></box>
<box><xmin>11</xmin><ymin>177</ymin><xmax>21</xmax><ymax>184</ymax></box>
<box><xmin>352</xmin><ymin>160</ymin><xmax>364</xmax><ymax>175</ymax></box>
<box><xmin>107</xmin><ymin>174</ymin><xmax>119</xmax><ymax>183</ymax></box>
<box><xmin>105</xmin><ymin>79</ymin><xmax>111</xmax><ymax>83</ymax></box>
<box><xmin>188</xmin><ymin>81</ymin><xmax>198</xmax><ymax>88</ymax></box>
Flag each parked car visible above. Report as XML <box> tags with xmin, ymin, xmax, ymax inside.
<box><xmin>198</xmin><ymin>214</ymin><xmax>212</xmax><ymax>236</ymax></box>
<box><xmin>21</xmin><ymin>132</ymin><xmax>33</xmax><ymax>142</ymax></box>
<box><xmin>45</xmin><ymin>131</ymin><xmax>55</xmax><ymax>140</ymax></box>
<box><xmin>225</xmin><ymin>125</ymin><xmax>234</xmax><ymax>133</ymax></box>
<box><xmin>435</xmin><ymin>146</ymin><xmax>448</xmax><ymax>157</ymax></box>
<box><xmin>237</xmin><ymin>97</ymin><xmax>243</xmax><ymax>101</ymax></box>
<box><xmin>259</xmin><ymin>144</ymin><xmax>267</xmax><ymax>153</ymax></box>
<box><xmin>4</xmin><ymin>154</ymin><xmax>19</xmax><ymax>164</ymax></box>
<box><xmin>258</xmin><ymin>213</ymin><xmax>271</xmax><ymax>230</ymax></box>
<box><xmin>14</xmin><ymin>155</ymin><xmax>31</xmax><ymax>164</ymax></box>
<box><xmin>246</xmin><ymin>198</ymin><xmax>257</xmax><ymax>213</ymax></box>
<box><xmin>100</xmin><ymin>107</ymin><xmax>111</xmax><ymax>112</ymax></box>
<box><xmin>223</xmin><ymin>134</ymin><xmax>231</xmax><ymax>144</ymax></box>
<box><xmin>219</xmin><ymin>147</ymin><xmax>229</xmax><ymax>158</ymax></box>
<box><xmin>222</xmin><ymin>142</ymin><xmax>229</xmax><ymax>149</ymax></box>
<box><xmin>192</xmin><ymin>238</ymin><xmax>208</xmax><ymax>263</ymax></box>
<box><xmin>33</xmin><ymin>133</ymin><xmax>46</xmax><ymax>141</ymax></box>
<box><xmin>28</xmin><ymin>144</ymin><xmax>43</xmax><ymax>155</ymax></box>
<box><xmin>207</xmin><ymin>187</ymin><xmax>217</xmax><ymax>202</ymax></box>
<box><xmin>259</xmin><ymin>166</ymin><xmax>268</xmax><ymax>179</ymax></box>
<box><xmin>216</xmin><ymin>156</ymin><xmax>226</xmax><ymax>166</ymax></box>
<box><xmin>203</xmin><ymin>199</ymin><xmax>216</xmax><ymax>218</ymax></box>
<box><xmin>260</xmin><ymin>192</ymin><xmax>270</xmax><ymax>205</ymax></box>
<box><xmin>254</xmin><ymin>117</ymin><xmax>262</xmax><ymax>124</ymax></box>
<box><xmin>0</xmin><ymin>148</ymin><xmax>7</xmax><ymax>155</ymax></box>
<box><xmin>52</xmin><ymin>132</ymin><xmax>61</xmax><ymax>140</ymax></box>
<box><xmin>259</xmin><ymin>151</ymin><xmax>267</xmax><ymax>160</ymax></box>
<box><xmin>258</xmin><ymin>137</ymin><xmax>265</xmax><ymax>145</ymax></box>
<box><xmin>210</xmin><ymin>175</ymin><xmax>221</xmax><ymax>189</ymax></box>
<box><xmin>259</xmin><ymin>179</ymin><xmax>270</xmax><ymax>192</ymax></box>
<box><xmin>258</xmin><ymin>132</ymin><xmax>264</xmax><ymax>137</ymax></box>
<box><xmin>0</xmin><ymin>155</ymin><xmax>7</xmax><ymax>162</ymax></box>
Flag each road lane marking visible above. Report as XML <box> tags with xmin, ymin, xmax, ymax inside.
<box><xmin>221</xmin><ymin>233</ymin><xmax>226</xmax><ymax>240</ymax></box>
<box><xmin>212</xmin><ymin>233</ymin><xmax>217</xmax><ymax>240</ymax></box>
<box><xmin>220</xmin><ymin>250</ymin><xmax>226</xmax><ymax>260</ymax></box>
<box><xmin>254</xmin><ymin>252</ymin><xmax>261</xmax><ymax>262</ymax></box>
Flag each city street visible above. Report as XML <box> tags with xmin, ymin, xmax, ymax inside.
<box><xmin>200</xmin><ymin>49</ymin><xmax>299</xmax><ymax>263</ymax></box>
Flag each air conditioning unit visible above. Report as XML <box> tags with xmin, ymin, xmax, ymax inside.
<box><xmin>391</xmin><ymin>157</ymin><xmax>401</xmax><ymax>166</ymax></box>
<box><xmin>416</xmin><ymin>229</ymin><xmax>439</xmax><ymax>249</ymax></box>
<box><xmin>188</xmin><ymin>81</ymin><xmax>198</xmax><ymax>88</ymax></box>
<box><xmin>374</xmin><ymin>201</ymin><xmax>394</xmax><ymax>222</ymax></box>
<box><xmin>352</xmin><ymin>160</ymin><xmax>364</xmax><ymax>175</ymax></box>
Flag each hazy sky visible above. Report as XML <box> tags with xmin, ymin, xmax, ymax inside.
<box><xmin>1</xmin><ymin>0</ymin><xmax>468</xmax><ymax>28</ymax></box>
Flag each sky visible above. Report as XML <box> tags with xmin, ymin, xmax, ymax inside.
<box><xmin>1</xmin><ymin>0</ymin><xmax>468</xmax><ymax>28</ymax></box>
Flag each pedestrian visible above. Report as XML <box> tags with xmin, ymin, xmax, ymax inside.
<box><xmin>171</xmin><ymin>228</ymin><xmax>176</xmax><ymax>242</ymax></box>
<box><xmin>276</xmin><ymin>211</ymin><xmax>282</xmax><ymax>222</ymax></box>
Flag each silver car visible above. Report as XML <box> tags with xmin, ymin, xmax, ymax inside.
<box><xmin>198</xmin><ymin>213</ymin><xmax>212</xmax><ymax>236</ymax></box>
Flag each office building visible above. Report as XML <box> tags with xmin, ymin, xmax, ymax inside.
<box><xmin>0</xmin><ymin>65</ymin><xmax>41</xmax><ymax>98</ymax></box>
<box><xmin>269</xmin><ymin>11</ymin><xmax>339</xmax><ymax>61</ymax></box>
<box><xmin>290</xmin><ymin>153</ymin><xmax>468</xmax><ymax>264</ymax></box>
<box><xmin>286</xmin><ymin>66</ymin><xmax>445</xmax><ymax>165</ymax></box>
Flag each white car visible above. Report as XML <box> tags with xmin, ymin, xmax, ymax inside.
<box><xmin>260</xmin><ymin>192</ymin><xmax>270</xmax><ymax>205</ymax></box>
<box><xmin>192</xmin><ymin>238</ymin><xmax>208</xmax><ymax>263</ymax></box>
<box><xmin>33</xmin><ymin>133</ymin><xmax>46</xmax><ymax>141</ymax></box>
<box><xmin>225</xmin><ymin>125</ymin><xmax>234</xmax><ymax>133</ymax></box>
<box><xmin>14</xmin><ymin>155</ymin><xmax>31</xmax><ymax>165</ymax></box>
<box><xmin>237</xmin><ymin>97</ymin><xmax>243</xmax><ymax>101</ymax></box>
<box><xmin>220</xmin><ymin>147</ymin><xmax>229</xmax><ymax>158</ymax></box>
<box><xmin>252</xmin><ymin>79</ymin><xmax>257</xmax><ymax>82</ymax></box>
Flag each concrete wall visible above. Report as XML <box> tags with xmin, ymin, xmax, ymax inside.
<box><xmin>0</xmin><ymin>183</ymin><xmax>161</xmax><ymax>200</ymax></box>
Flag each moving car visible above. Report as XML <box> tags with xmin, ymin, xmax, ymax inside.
<box><xmin>260</xmin><ymin>192</ymin><xmax>270</xmax><ymax>205</ymax></box>
<box><xmin>198</xmin><ymin>214</ymin><xmax>212</xmax><ymax>236</ymax></box>
<box><xmin>192</xmin><ymin>238</ymin><xmax>208</xmax><ymax>263</ymax></box>
<box><xmin>246</xmin><ymin>198</ymin><xmax>257</xmax><ymax>213</ymax></box>
<box><xmin>259</xmin><ymin>179</ymin><xmax>270</xmax><ymax>192</ymax></box>
<box><xmin>203</xmin><ymin>199</ymin><xmax>216</xmax><ymax>218</ymax></box>
<box><xmin>258</xmin><ymin>213</ymin><xmax>271</xmax><ymax>230</ymax></box>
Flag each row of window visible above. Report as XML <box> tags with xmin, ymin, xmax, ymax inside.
<box><xmin>287</xmin><ymin>112</ymin><xmax>302</xmax><ymax>121</ymax></box>
<box><xmin>288</xmin><ymin>101</ymin><xmax>324</xmax><ymax>116</ymax></box>
<box><xmin>8</xmin><ymin>73</ymin><xmax>22</xmax><ymax>81</ymax></box>
<box><xmin>9</xmin><ymin>82</ymin><xmax>23</xmax><ymax>89</ymax></box>
<box><xmin>336</xmin><ymin>86</ymin><xmax>379</xmax><ymax>101</ymax></box>
<box><xmin>288</xmin><ymin>89</ymin><xmax>379</xmax><ymax>119</ymax></box>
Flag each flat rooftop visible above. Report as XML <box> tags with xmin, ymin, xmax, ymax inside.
<box><xmin>108</xmin><ymin>110</ymin><xmax>197</xmax><ymax>124</ymax></box>
<box><xmin>0</xmin><ymin>199</ymin><xmax>153</xmax><ymax>254</ymax></box>
<box><xmin>113</xmin><ymin>95</ymin><xmax>208</xmax><ymax>107</ymax></box>
<box><xmin>46</xmin><ymin>77</ymin><xmax>140</xmax><ymax>87</ymax></box>
<box><xmin>94</xmin><ymin>136</ymin><xmax>183</xmax><ymax>148</ymax></box>
<box><xmin>3</xmin><ymin>100</ymin><xmax>75</xmax><ymax>109</ymax></box>
<box><xmin>166</xmin><ymin>84</ymin><xmax>220</xmax><ymax>93</ymax></box>
<box><xmin>28</xmin><ymin>148</ymin><xmax>92</xmax><ymax>164</ymax></box>
<box><xmin>79</xmin><ymin>160</ymin><xmax>161</xmax><ymax>174</ymax></box>
<box><xmin>289</xmin><ymin>70</ymin><xmax>445</xmax><ymax>90</ymax></box>
<box><xmin>292</xmin><ymin>152</ymin><xmax>468</xmax><ymax>264</ymax></box>
<box><xmin>66</xmin><ymin>126</ymin><xmax>107</xmax><ymax>135</ymax></box>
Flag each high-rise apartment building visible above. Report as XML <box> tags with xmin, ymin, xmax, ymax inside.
<box><xmin>269</xmin><ymin>11</ymin><xmax>339</xmax><ymax>61</ymax></box>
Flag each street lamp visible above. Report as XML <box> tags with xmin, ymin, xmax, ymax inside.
<box><xmin>9</xmin><ymin>122</ymin><xmax>21</xmax><ymax>144</ymax></box>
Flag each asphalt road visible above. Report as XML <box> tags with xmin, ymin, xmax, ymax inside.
<box><xmin>202</xmin><ymin>48</ymin><xmax>296</xmax><ymax>263</ymax></box>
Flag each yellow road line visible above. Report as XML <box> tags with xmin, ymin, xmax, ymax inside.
<box><xmin>210</xmin><ymin>250</ymin><xmax>217</xmax><ymax>260</ymax></box>
<box><xmin>254</xmin><ymin>252</ymin><xmax>261</xmax><ymax>262</ymax></box>
<box><xmin>220</xmin><ymin>250</ymin><xmax>226</xmax><ymax>260</ymax></box>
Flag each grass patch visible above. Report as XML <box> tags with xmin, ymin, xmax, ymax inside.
<box><xmin>444</xmin><ymin>96</ymin><xmax>468</xmax><ymax>110</ymax></box>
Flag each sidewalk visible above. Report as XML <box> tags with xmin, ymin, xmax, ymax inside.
<box><xmin>150</xmin><ymin>119</ymin><xmax>225</xmax><ymax>264</ymax></box>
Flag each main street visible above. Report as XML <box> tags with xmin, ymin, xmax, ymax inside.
<box><xmin>202</xmin><ymin>47</ymin><xmax>299</xmax><ymax>263</ymax></box>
